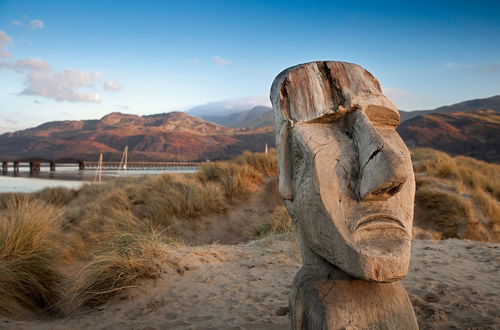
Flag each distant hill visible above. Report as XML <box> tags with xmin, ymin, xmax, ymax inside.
<box><xmin>2</xmin><ymin>95</ymin><xmax>498</xmax><ymax>163</ymax></box>
<box><xmin>399</xmin><ymin>95</ymin><xmax>500</xmax><ymax>122</ymax></box>
<box><xmin>187</xmin><ymin>96</ymin><xmax>271</xmax><ymax>117</ymax></box>
<box><xmin>397</xmin><ymin>110</ymin><xmax>500</xmax><ymax>163</ymax></box>
<box><xmin>0</xmin><ymin>112</ymin><xmax>274</xmax><ymax>161</ymax></box>
<box><xmin>201</xmin><ymin>106</ymin><xmax>274</xmax><ymax>128</ymax></box>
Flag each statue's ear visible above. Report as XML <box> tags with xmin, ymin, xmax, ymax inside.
<box><xmin>277</xmin><ymin>122</ymin><xmax>293</xmax><ymax>200</ymax></box>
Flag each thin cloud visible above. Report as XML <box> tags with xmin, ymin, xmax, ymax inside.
<box><xmin>0</xmin><ymin>30</ymin><xmax>12</xmax><ymax>58</ymax></box>
<box><xmin>20</xmin><ymin>38</ymin><xmax>33</xmax><ymax>46</ymax></box>
<box><xmin>0</xmin><ymin>58</ymin><xmax>50</xmax><ymax>72</ymax></box>
<box><xmin>103</xmin><ymin>80</ymin><xmax>122</xmax><ymax>91</ymax></box>
<box><xmin>472</xmin><ymin>63</ymin><xmax>500</xmax><ymax>74</ymax></box>
<box><xmin>445</xmin><ymin>61</ymin><xmax>500</xmax><ymax>74</ymax></box>
<box><xmin>211</xmin><ymin>56</ymin><xmax>230</xmax><ymax>66</ymax></box>
<box><xmin>21</xmin><ymin>69</ymin><xmax>102</xmax><ymax>102</ymax></box>
<box><xmin>11</xmin><ymin>18</ymin><xmax>45</xmax><ymax>30</ymax></box>
<box><xmin>0</xmin><ymin>57</ymin><xmax>102</xmax><ymax>103</ymax></box>
<box><xmin>17</xmin><ymin>57</ymin><xmax>51</xmax><ymax>70</ymax></box>
<box><xmin>28</xmin><ymin>19</ymin><xmax>45</xmax><ymax>30</ymax></box>
<box><xmin>382</xmin><ymin>88</ymin><xmax>409</xmax><ymax>101</ymax></box>
<box><xmin>188</xmin><ymin>95</ymin><xmax>271</xmax><ymax>116</ymax></box>
<box><xmin>4</xmin><ymin>118</ymin><xmax>18</xmax><ymax>125</ymax></box>
<box><xmin>114</xmin><ymin>104</ymin><xmax>130</xmax><ymax>110</ymax></box>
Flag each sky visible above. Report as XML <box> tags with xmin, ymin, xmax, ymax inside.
<box><xmin>0</xmin><ymin>0</ymin><xmax>499</xmax><ymax>132</ymax></box>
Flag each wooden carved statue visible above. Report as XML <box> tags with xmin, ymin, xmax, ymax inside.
<box><xmin>270</xmin><ymin>61</ymin><xmax>418</xmax><ymax>329</ymax></box>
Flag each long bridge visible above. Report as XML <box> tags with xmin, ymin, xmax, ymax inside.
<box><xmin>0</xmin><ymin>159</ymin><xmax>203</xmax><ymax>173</ymax></box>
<box><xmin>83</xmin><ymin>161</ymin><xmax>201</xmax><ymax>171</ymax></box>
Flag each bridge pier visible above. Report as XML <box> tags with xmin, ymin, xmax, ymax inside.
<box><xmin>79</xmin><ymin>162</ymin><xmax>85</xmax><ymax>170</ymax></box>
<box><xmin>29</xmin><ymin>161</ymin><xmax>41</xmax><ymax>172</ymax></box>
<box><xmin>2</xmin><ymin>162</ymin><xmax>7</xmax><ymax>172</ymax></box>
<box><xmin>13</xmin><ymin>161</ymin><xmax>19</xmax><ymax>173</ymax></box>
<box><xmin>50</xmin><ymin>161</ymin><xmax>56</xmax><ymax>171</ymax></box>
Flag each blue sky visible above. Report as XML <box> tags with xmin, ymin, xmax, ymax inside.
<box><xmin>0</xmin><ymin>0</ymin><xmax>499</xmax><ymax>131</ymax></box>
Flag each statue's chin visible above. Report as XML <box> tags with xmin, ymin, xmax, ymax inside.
<box><xmin>347</xmin><ymin>216</ymin><xmax>412</xmax><ymax>282</ymax></box>
<box><xmin>309</xmin><ymin>233</ymin><xmax>411</xmax><ymax>282</ymax></box>
<box><xmin>351</xmin><ymin>236</ymin><xmax>411</xmax><ymax>282</ymax></box>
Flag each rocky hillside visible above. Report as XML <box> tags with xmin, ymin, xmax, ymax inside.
<box><xmin>398</xmin><ymin>110</ymin><xmax>500</xmax><ymax>163</ymax></box>
<box><xmin>0</xmin><ymin>112</ymin><xmax>274</xmax><ymax>161</ymax></box>
<box><xmin>399</xmin><ymin>95</ymin><xmax>500</xmax><ymax>122</ymax></box>
<box><xmin>1</xmin><ymin>95</ymin><xmax>498</xmax><ymax>163</ymax></box>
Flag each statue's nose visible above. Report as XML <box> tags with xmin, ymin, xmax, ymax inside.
<box><xmin>349</xmin><ymin>110</ymin><xmax>408</xmax><ymax>201</ymax></box>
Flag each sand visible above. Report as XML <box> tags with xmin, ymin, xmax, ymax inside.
<box><xmin>0</xmin><ymin>237</ymin><xmax>498</xmax><ymax>330</ymax></box>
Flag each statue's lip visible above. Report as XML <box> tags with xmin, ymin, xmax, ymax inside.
<box><xmin>353</xmin><ymin>213</ymin><xmax>405</xmax><ymax>232</ymax></box>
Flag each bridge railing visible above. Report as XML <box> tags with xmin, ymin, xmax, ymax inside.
<box><xmin>1</xmin><ymin>160</ymin><xmax>204</xmax><ymax>172</ymax></box>
<box><xmin>82</xmin><ymin>161</ymin><xmax>203</xmax><ymax>171</ymax></box>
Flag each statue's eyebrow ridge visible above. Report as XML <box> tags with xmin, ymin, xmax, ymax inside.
<box><xmin>293</xmin><ymin>105</ymin><xmax>352</xmax><ymax>126</ymax></box>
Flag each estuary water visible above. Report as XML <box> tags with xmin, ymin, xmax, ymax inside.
<box><xmin>0</xmin><ymin>164</ymin><xmax>196</xmax><ymax>193</ymax></box>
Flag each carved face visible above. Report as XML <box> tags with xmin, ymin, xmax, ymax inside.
<box><xmin>286</xmin><ymin>105</ymin><xmax>415</xmax><ymax>282</ymax></box>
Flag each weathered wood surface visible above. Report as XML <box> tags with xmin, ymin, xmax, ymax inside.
<box><xmin>290</xmin><ymin>274</ymin><xmax>418</xmax><ymax>330</ymax></box>
<box><xmin>270</xmin><ymin>61</ymin><xmax>418</xmax><ymax>329</ymax></box>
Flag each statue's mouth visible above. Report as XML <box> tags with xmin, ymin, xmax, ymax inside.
<box><xmin>352</xmin><ymin>214</ymin><xmax>405</xmax><ymax>232</ymax></box>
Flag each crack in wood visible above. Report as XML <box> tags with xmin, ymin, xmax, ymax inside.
<box><xmin>361</xmin><ymin>144</ymin><xmax>384</xmax><ymax>173</ymax></box>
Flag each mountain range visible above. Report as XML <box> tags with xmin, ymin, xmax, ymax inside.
<box><xmin>398</xmin><ymin>110</ymin><xmax>499</xmax><ymax>163</ymax></box>
<box><xmin>0</xmin><ymin>112</ymin><xmax>274</xmax><ymax>161</ymax></box>
<box><xmin>0</xmin><ymin>95</ymin><xmax>498</xmax><ymax>163</ymax></box>
<box><xmin>399</xmin><ymin>95</ymin><xmax>500</xmax><ymax>122</ymax></box>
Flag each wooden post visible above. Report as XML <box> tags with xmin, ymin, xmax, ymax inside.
<box><xmin>79</xmin><ymin>162</ymin><xmax>85</xmax><ymax>170</ymax></box>
<box><xmin>2</xmin><ymin>162</ymin><xmax>7</xmax><ymax>172</ymax></box>
<box><xmin>97</xmin><ymin>153</ymin><xmax>103</xmax><ymax>182</ymax></box>
<box><xmin>13</xmin><ymin>161</ymin><xmax>19</xmax><ymax>173</ymax></box>
<box><xmin>50</xmin><ymin>161</ymin><xmax>56</xmax><ymax>171</ymax></box>
<box><xmin>29</xmin><ymin>161</ymin><xmax>41</xmax><ymax>172</ymax></box>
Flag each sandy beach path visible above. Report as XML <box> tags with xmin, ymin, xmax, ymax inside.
<box><xmin>0</xmin><ymin>238</ymin><xmax>498</xmax><ymax>330</ymax></box>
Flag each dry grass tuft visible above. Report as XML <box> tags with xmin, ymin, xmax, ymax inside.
<box><xmin>415</xmin><ymin>186</ymin><xmax>473</xmax><ymax>239</ymax></box>
<box><xmin>68</xmin><ymin>231</ymin><xmax>165</xmax><ymax>311</ymax></box>
<box><xmin>0</xmin><ymin>197</ymin><xmax>64</xmax><ymax>316</ymax></box>
<box><xmin>35</xmin><ymin>187</ymin><xmax>77</xmax><ymax>206</ymax></box>
<box><xmin>134</xmin><ymin>174</ymin><xmax>228</xmax><ymax>224</ymax></box>
<box><xmin>255</xmin><ymin>205</ymin><xmax>296</xmax><ymax>237</ymax></box>
<box><xmin>412</xmin><ymin>148</ymin><xmax>500</xmax><ymax>241</ymax></box>
<box><xmin>234</xmin><ymin>150</ymin><xmax>278</xmax><ymax>177</ymax></box>
<box><xmin>197</xmin><ymin>162</ymin><xmax>263</xmax><ymax>201</ymax></box>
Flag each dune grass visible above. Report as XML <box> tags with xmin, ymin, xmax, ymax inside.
<box><xmin>254</xmin><ymin>205</ymin><xmax>296</xmax><ymax>237</ymax></box>
<box><xmin>68</xmin><ymin>231</ymin><xmax>165</xmax><ymax>311</ymax></box>
<box><xmin>35</xmin><ymin>186</ymin><xmax>78</xmax><ymax>206</ymax></box>
<box><xmin>0</xmin><ymin>197</ymin><xmax>64</xmax><ymax>316</ymax></box>
<box><xmin>412</xmin><ymin>148</ymin><xmax>500</xmax><ymax>241</ymax></box>
<box><xmin>133</xmin><ymin>174</ymin><xmax>228</xmax><ymax>224</ymax></box>
<box><xmin>0</xmin><ymin>151</ymin><xmax>279</xmax><ymax>317</ymax></box>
